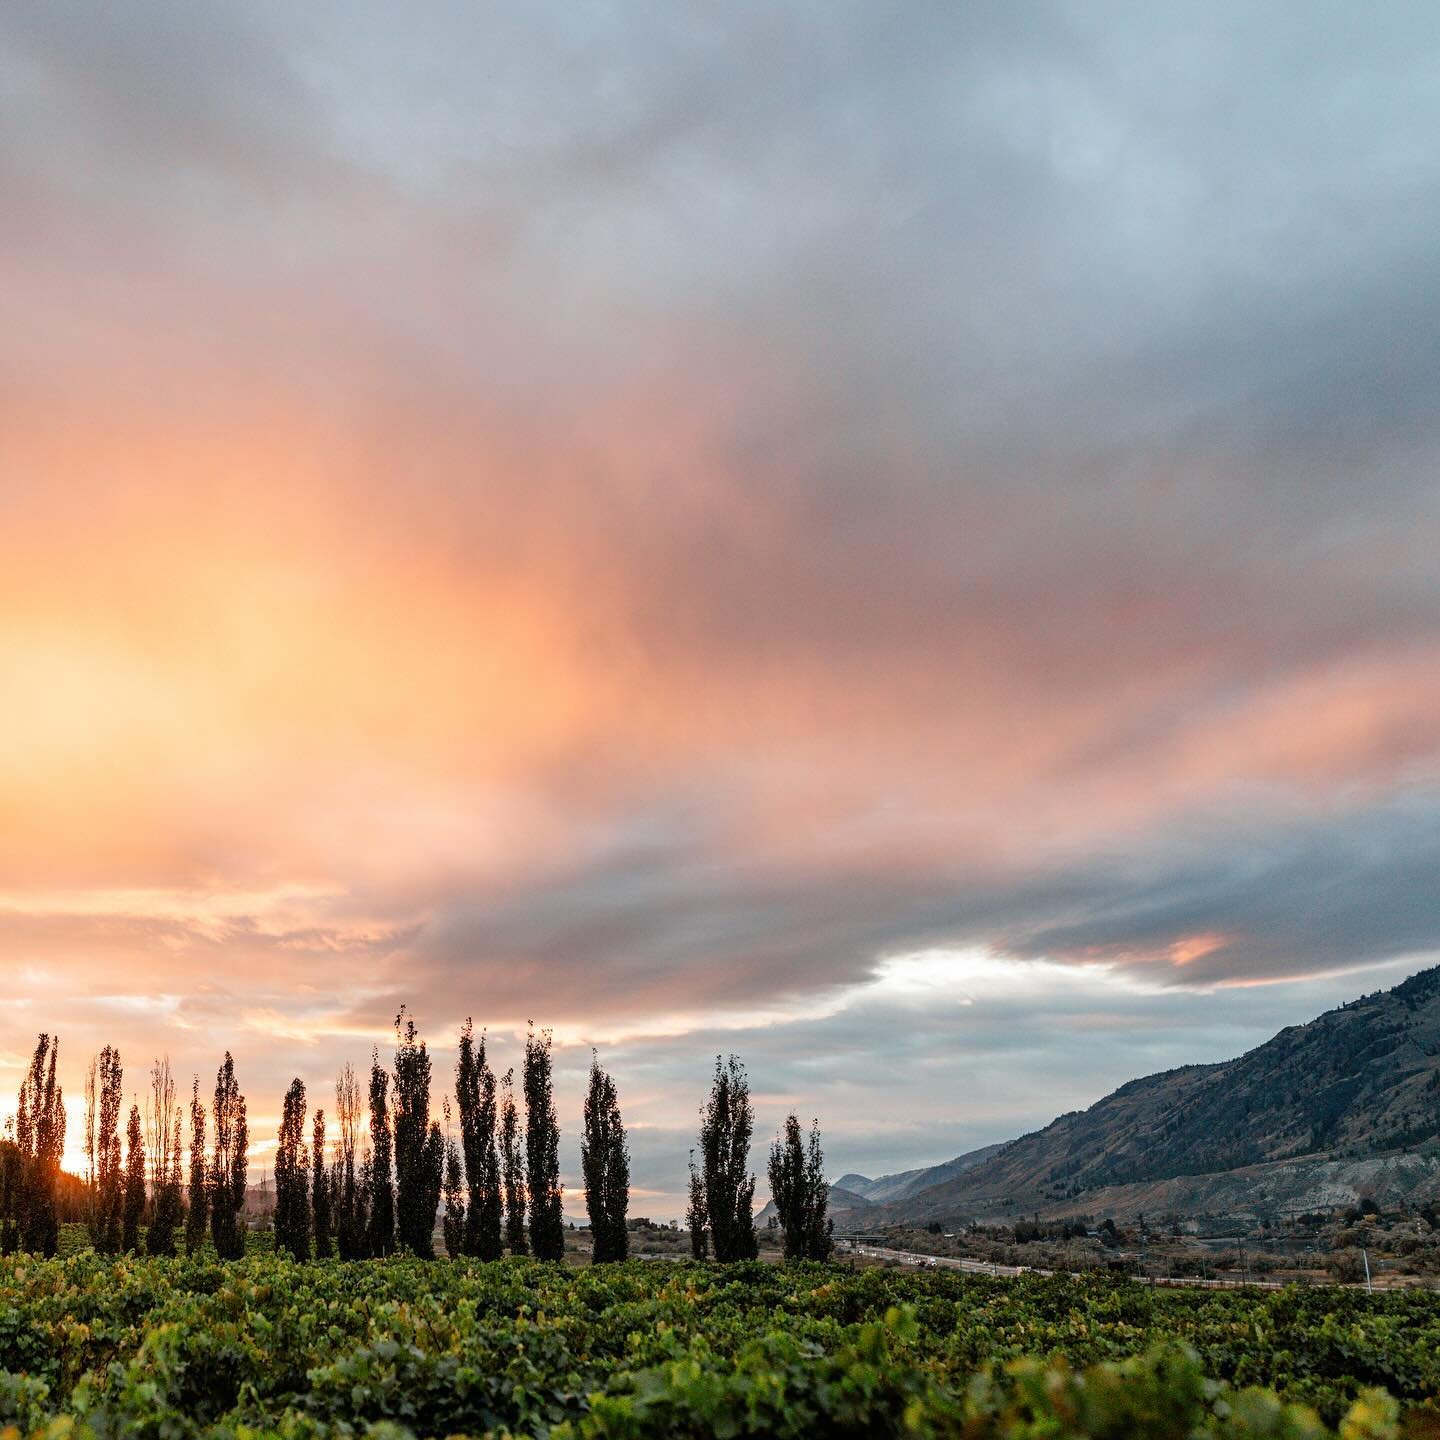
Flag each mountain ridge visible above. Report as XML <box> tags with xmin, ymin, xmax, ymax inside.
<box><xmin>836</xmin><ymin>964</ymin><xmax>1440</xmax><ymax>1228</ymax></box>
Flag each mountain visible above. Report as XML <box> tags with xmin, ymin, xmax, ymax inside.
<box><xmin>835</xmin><ymin>1143</ymin><xmax>1006</xmax><ymax>1204</ymax></box>
<box><xmin>755</xmin><ymin>1182</ymin><xmax>874</xmax><ymax>1230</ymax></box>
<box><xmin>843</xmin><ymin>964</ymin><xmax>1440</xmax><ymax>1228</ymax></box>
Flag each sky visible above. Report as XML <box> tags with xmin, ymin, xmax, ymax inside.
<box><xmin>2</xmin><ymin>2</ymin><xmax>1439</xmax><ymax>1218</ymax></box>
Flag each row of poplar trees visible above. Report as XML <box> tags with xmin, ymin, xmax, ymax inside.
<box><xmin>269</xmin><ymin>1011</ymin><xmax>629</xmax><ymax>1263</ymax></box>
<box><xmin>77</xmin><ymin>1046</ymin><xmax>249</xmax><ymax>1259</ymax></box>
<box><xmin>3</xmin><ymin>1029</ymin><xmax>830</xmax><ymax>1264</ymax></box>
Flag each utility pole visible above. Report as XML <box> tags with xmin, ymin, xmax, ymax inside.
<box><xmin>1362</xmin><ymin>1248</ymin><xmax>1373</xmax><ymax>1295</ymax></box>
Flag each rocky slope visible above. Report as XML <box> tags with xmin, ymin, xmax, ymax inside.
<box><xmin>841</xmin><ymin>964</ymin><xmax>1440</xmax><ymax>1228</ymax></box>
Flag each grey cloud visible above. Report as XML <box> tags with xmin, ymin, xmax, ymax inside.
<box><xmin>5</xmin><ymin>0</ymin><xmax>1440</xmax><ymax>1191</ymax></box>
<box><xmin>391</xmin><ymin>788</ymin><xmax>1440</xmax><ymax>1021</ymax></box>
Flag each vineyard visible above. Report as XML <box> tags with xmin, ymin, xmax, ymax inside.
<box><xmin>2</xmin><ymin>1252</ymin><xmax>1438</xmax><ymax>1439</ymax></box>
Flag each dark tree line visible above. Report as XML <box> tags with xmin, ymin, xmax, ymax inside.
<box><xmin>3</xmin><ymin>1021</ymin><xmax>829</xmax><ymax>1269</ymax></box>
<box><xmin>0</xmin><ymin>1040</ymin><xmax>257</xmax><ymax>1261</ymax></box>
<box><xmin>0</xmin><ymin>1035</ymin><xmax>66</xmax><ymax>1255</ymax></box>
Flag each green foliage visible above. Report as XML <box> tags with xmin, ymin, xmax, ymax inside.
<box><xmin>0</xmin><ymin>1254</ymin><xmax>1435</xmax><ymax>1439</ymax></box>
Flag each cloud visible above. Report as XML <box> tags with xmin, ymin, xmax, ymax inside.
<box><xmin>1</xmin><ymin>0</ymin><xmax>1439</xmax><ymax>1198</ymax></box>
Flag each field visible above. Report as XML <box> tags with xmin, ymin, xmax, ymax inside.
<box><xmin>3</xmin><ymin>1249</ymin><xmax>1440</xmax><ymax>1440</ymax></box>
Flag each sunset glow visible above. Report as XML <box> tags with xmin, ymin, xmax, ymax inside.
<box><xmin>3</xmin><ymin>1</ymin><xmax>1440</xmax><ymax>1214</ymax></box>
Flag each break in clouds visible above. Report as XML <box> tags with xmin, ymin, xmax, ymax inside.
<box><xmin>1</xmin><ymin>1</ymin><xmax>1439</xmax><ymax>1207</ymax></box>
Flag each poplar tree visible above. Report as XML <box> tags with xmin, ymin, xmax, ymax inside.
<box><xmin>159</xmin><ymin>1123</ymin><xmax>184</xmax><ymax>1255</ymax></box>
<box><xmin>699</xmin><ymin>1055</ymin><xmax>757</xmax><ymax>1261</ymax></box>
<box><xmin>455</xmin><ymin>1019</ymin><xmax>502</xmax><ymax>1259</ymax></box>
<box><xmin>15</xmin><ymin>1034</ymin><xmax>65</xmax><ymax>1256</ymax></box>
<box><xmin>686</xmin><ymin>1150</ymin><xmax>708</xmax><ymax>1259</ymax></box>
<box><xmin>209</xmin><ymin>1053</ymin><xmax>249</xmax><ymax>1259</ymax></box>
<box><xmin>122</xmin><ymin>1102</ymin><xmax>145</xmax><ymax>1251</ymax></box>
<box><xmin>145</xmin><ymin>1058</ymin><xmax>184</xmax><ymax>1256</ymax></box>
<box><xmin>185</xmin><ymin>1078</ymin><xmax>208</xmax><ymax>1255</ymax></box>
<box><xmin>332</xmin><ymin>1064</ymin><xmax>366</xmax><ymax>1259</ymax></box>
<box><xmin>499</xmin><ymin>1069</ymin><xmax>526</xmax><ymax>1255</ymax></box>
<box><xmin>392</xmin><ymin>1010</ymin><xmax>444</xmax><ymax>1257</ymax></box>
<box><xmin>312</xmin><ymin>1108</ymin><xmax>333</xmax><ymax>1259</ymax></box>
<box><xmin>355</xmin><ymin>1145</ymin><xmax>374</xmax><ymax>1256</ymax></box>
<box><xmin>274</xmin><ymin>1078</ymin><xmax>310</xmax><ymax>1261</ymax></box>
<box><xmin>442</xmin><ymin>1129</ymin><xmax>465</xmax><ymax>1259</ymax></box>
<box><xmin>767</xmin><ymin>1114</ymin><xmax>833</xmax><ymax>1261</ymax></box>
<box><xmin>581</xmin><ymin>1052</ymin><xmax>629</xmax><ymax>1262</ymax></box>
<box><xmin>89</xmin><ymin>1046</ymin><xmax>124</xmax><ymax>1253</ymax></box>
<box><xmin>524</xmin><ymin>1025</ymin><xmax>565</xmax><ymax>1261</ymax></box>
<box><xmin>367</xmin><ymin>1051</ymin><xmax>395</xmax><ymax>1257</ymax></box>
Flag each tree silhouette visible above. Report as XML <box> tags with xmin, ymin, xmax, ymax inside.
<box><xmin>442</xmin><ymin>1117</ymin><xmax>465</xmax><ymax>1259</ymax></box>
<box><xmin>767</xmin><ymin>1114</ymin><xmax>832</xmax><ymax>1260</ymax></box>
<box><xmin>686</xmin><ymin>1149</ymin><xmax>708</xmax><ymax>1259</ymax></box>
<box><xmin>524</xmin><ymin>1025</ymin><xmax>565</xmax><ymax>1261</ymax></box>
<box><xmin>209</xmin><ymin>1053</ymin><xmax>248</xmax><ymax>1260</ymax></box>
<box><xmin>122</xmin><ymin>1102</ymin><xmax>145</xmax><ymax>1252</ymax></box>
<box><xmin>312</xmin><ymin>1108</ymin><xmax>333</xmax><ymax>1259</ymax></box>
<box><xmin>392</xmin><ymin>1009</ymin><xmax>444</xmax><ymax>1258</ymax></box>
<box><xmin>14</xmin><ymin>1034</ymin><xmax>65</xmax><ymax>1255</ymax></box>
<box><xmin>699</xmin><ymin>1055</ymin><xmax>756</xmax><ymax>1261</ymax></box>
<box><xmin>581</xmin><ymin>1052</ymin><xmax>629</xmax><ymax>1262</ymax></box>
<box><xmin>499</xmin><ymin>1068</ymin><xmax>526</xmax><ymax>1256</ymax></box>
<box><xmin>455</xmin><ymin>1019</ymin><xmax>502</xmax><ymax>1259</ymax></box>
<box><xmin>88</xmin><ymin>1047</ymin><xmax>124</xmax><ymax>1254</ymax></box>
<box><xmin>332</xmin><ymin>1064</ymin><xmax>366</xmax><ymax>1260</ymax></box>
<box><xmin>274</xmin><ymin>1078</ymin><xmax>310</xmax><ymax>1261</ymax></box>
<box><xmin>185</xmin><ymin>1077</ymin><xmax>208</xmax><ymax>1255</ymax></box>
<box><xmin>145</xmin><ymin>1058</ymin><xmax>184</xmax><ymax>1256</ymax></box>
<box><xmin>367</xmin><ymin>1051</ymin><xmax>395</xmax><ymax>1257</ymax></box>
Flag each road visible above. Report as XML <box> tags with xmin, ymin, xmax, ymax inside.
<box><xmin>840</xmin><ymin>1240</ymin><xmax>1287</xmax><ymax>1289</ymax></box>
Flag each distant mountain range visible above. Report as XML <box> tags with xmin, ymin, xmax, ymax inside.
<box><xmin>826</xmin><ymin>965</ymin><xmax>1440</xmax><ymax>1230</ymax></box>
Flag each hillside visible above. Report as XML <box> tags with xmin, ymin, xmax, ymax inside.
<box><xmin>846</xmin><ymin>964</ymin><xmax>1440</xmax><ymax>1228</ymax></box>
